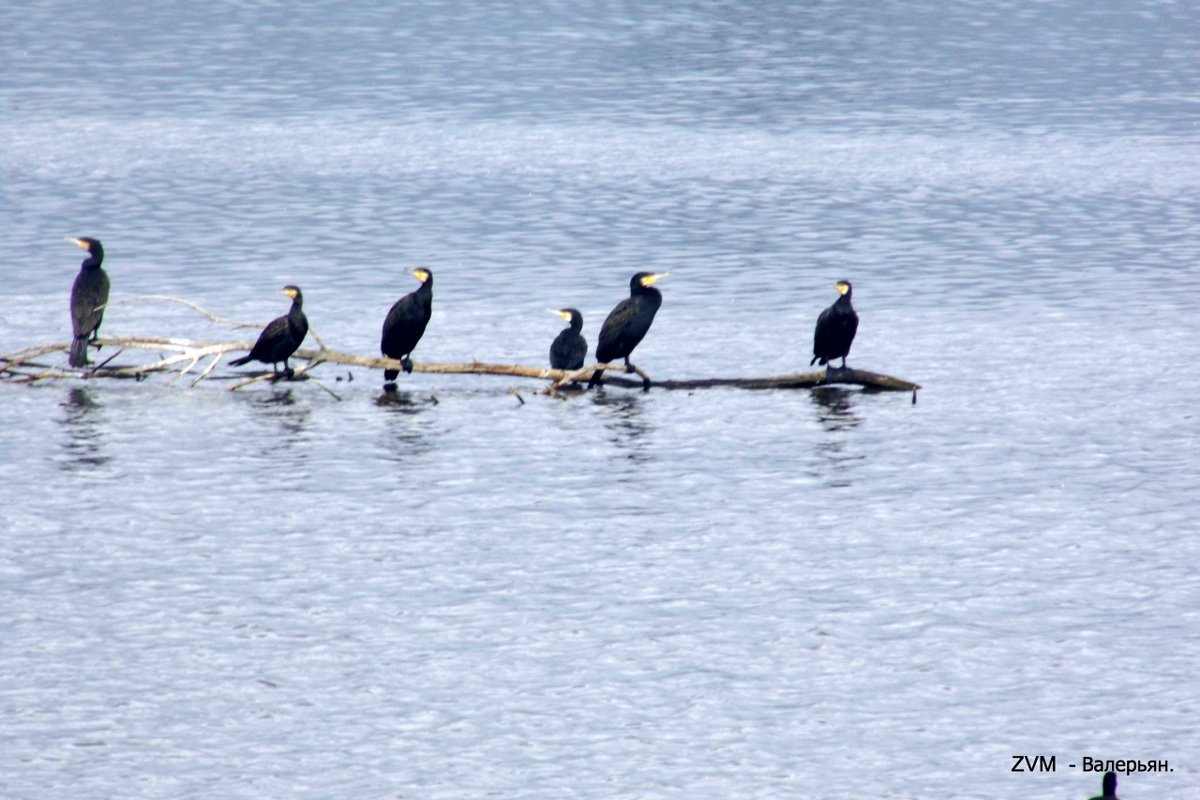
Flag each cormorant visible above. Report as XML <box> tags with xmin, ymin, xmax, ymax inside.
<box><xmin>229</xmin><ymin>285</ymin><xmax>308</xmax><ymax>377</ymax></box>
<box><xmin>810</xmin><ymin>279</ymin><xmax>858</xmax><ymax>368</ymax></box>
<box><xmin>381</xmin><ymin>268</ymin><xmax>433</xmax><ymax>383</ymax></box>
<box><xmin>588</xmin><ymin>271</ymin><xmax>668</xmax><ymax>389</ymax></box>
<box><xmin>549</xmin><ymin>308</ymin><xmax>587</xmax><ymax>371</ymax></box>
<box><xmin>68</xmin><ymin>237</ymin><xmax>110</xmax><ymax>367</ymax></box>
<box><xmin>1088</xmin><ymin>772</ymin><xmax>1118</xmax><ymax>800</ymax></box>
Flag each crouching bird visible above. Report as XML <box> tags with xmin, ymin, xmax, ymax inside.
<box><xmin>229</xmin><ymin>285</ymin><xmax>309</xmax><ymax>377</ymax></box>
<box><xmin>549</xmin><ymin>308</ymin><xmax>587</xmax><ymax>371</ymax></box>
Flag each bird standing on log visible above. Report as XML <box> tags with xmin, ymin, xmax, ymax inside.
<box><xmin>68</xmin><ymin>237</ymin><xmax>110</xmax><ymax>367</ymax></box>
<box><xmin>229</xmin><ymin>285</ymin><xmax>309</xmax><ymax>377</ymax></box>
<box><xmin>549</xmin><ymin>308</ymin><xmax>587</xmax><ymax>371</ymax></box>
<box><xmin>811</xmin><ymin>279</ymin><xmax>858</xmax><ymax>368</ymax></box>
<box><xmin>381</xmin><ymin>267</ymin><xmax>433</xmax><ymax>384</ymax></box>
<box><xmin>588</xmin><ymin>272</ymin><xmax>668</xmax><ymax>389</ymax></box>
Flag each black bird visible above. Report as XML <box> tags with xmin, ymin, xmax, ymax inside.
<box><xmin>68</xmin><ymin>237</ymin><xmax>110</xmax><ymax>367</ymax></box>
<box><xmin>1088</xmin><ymin>772</ymin><xmax>1119</xmax><ymax>800</ymax></box>
<box><xmin>588</xmin><ymin>272</ymin><xmax>668</xmax><ymax>389</ymax></box>
<box><xmin>810</xmin><ymin>279</ymin><xmax>858</xmax><ymax>368</ymax></box>
<box><xmin>381</xmin><ymin>268</ymin><xmax>433</xmax><ymax>383</ymax></box>
<box><xmin>229</xmin><ymin>285</ymin><xmax>309</xmax><ymax>377</ymax></box>
<box><xmin>549</xmin><ymin>308</ymin><xmax>587</xmax><ymax>371</ymax></box>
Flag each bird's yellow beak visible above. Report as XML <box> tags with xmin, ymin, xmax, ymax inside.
<box><xmin>67</xmin><ymin>237</ymin><xmax>88</xmax><ymax>250</ymax></box>
<box><xmin>551</xmin><ymin>309</ymin><xmax>572</xmax><ymax>321</ymax></box>
<box><xmin>641</xmin><ymin>272</ymin><xmax>670</xmax><ymax>286</ymax></box>
<box><xmin>410</xmin><ymin>268</ymin><xmax>430</xmax><ymax>283</ymax></box>
<box><xmin>835</xmin><ymin>282</ymin><xmax>850</xmax><ymax>295</ymax></box>
<box><xmin>283</xmin><ymin>287</ymin><xmax>297</xmax><ymax>298</ymax></box>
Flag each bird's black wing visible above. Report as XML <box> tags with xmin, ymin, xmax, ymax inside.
<box><xmin>596</xmin><ymin>298</ymin><xmax>643</xmax><ymax>361</ymax></box>
<box><xmin>71</xmin><ymin>269</ymin><xmax>110</xmax><ymax>338</ymax></box>
<box><xmin>381</xmin><ymin>293</ymin><xmax>430</xmax><ymax>356</ymax></box>
<box><xmin>567</xmin><ymin>334</ymin><xmax>588</xmax><ymax>369</ymax></box>
<box><xmin>247</xmin><ymin>314</ymin><xmax>292</xmax><ymax>360</ymax></box>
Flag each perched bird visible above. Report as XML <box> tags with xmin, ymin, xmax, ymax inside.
<box><xmin>810</xmin><ymin>279</ymin><xmax>858</xmax><ymax>368</ymax></box>
<box><xmin>229</xmin><ymin>285</ymin><xmax>309</xmax><ymax>377</ymax></box>
<box><xmin>1087</xmin><ymin>772</ymin><xmax>1118</xmax><ymax>800</ymax></box>
<box><xmin>381</xmin><ymin>267</ymin><xmax>433</xmax><ymax>383</ymax></box>
<box><xmin>67</xmin><ymin>237</ymin><xmax>110</xmax><ymax>367</ymax></box>
<box><xmin>549</xmin><ymin>308</ymin><xmax>587</xmax><ymax>371</ymax></box>
<box><xmin>588</xmin><ymin>272</ymin><xmax>668</xmax><ymax>389</ymax></box>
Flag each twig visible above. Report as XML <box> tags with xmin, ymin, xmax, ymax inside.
<box><xmin>92</xmin><ymin>348</ymin><xmax>124</xmax><ymax>371</ymax></box>
<box><xmin>106</xmin><ymin>295</ymin><xmax>330</xmax><ymax>350</ymax></box>
<box><xmin>189</xmin><ymin>353</ymin><xmax>224</xmax><ymax>388</ymax></box>
<box><xmin>106</xmin><ymin>295</ymin><xmax>262</xmax><ymax>329</ymax></box>
<box><xmin>0</xmin><ymin>344</ymin><xmax>70</xmax><ymax>374</ymax></box>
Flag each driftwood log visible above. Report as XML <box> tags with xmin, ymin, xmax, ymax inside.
<box><xmin>1</xmin><ymin>337</ymin><xmax>920</xmax><ymax>402</ymax></box>
<box><xmin>0</xmin><ymin>296</ymin><xmax>920</xmax><ymax>401</ymax></box>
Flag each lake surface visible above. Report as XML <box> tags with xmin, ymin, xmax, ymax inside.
<box><xmin>2</xmin><ymin>2</ymin><xmax>1198</xmax><ymax>798</ymax></box>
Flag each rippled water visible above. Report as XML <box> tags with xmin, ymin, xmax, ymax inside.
<box><xmin>2</xmin><ymin>2</ymin><xmax>1198</xmax><ymax>798</ymax></box>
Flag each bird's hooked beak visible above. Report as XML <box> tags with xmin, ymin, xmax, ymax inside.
<box><xmin>549</xmin><ymin>309</ymin><xmax>572</xmax><ymax>321</ymax></box>
<box><xmin>641</xmin><ymin>272</ymin><xmax>670</xmax><ymax>286</ymax></box>
<box><xmin>67</xmin><ymin>237</ymin><xmax>88</xmax><ymax>251</ymax></box>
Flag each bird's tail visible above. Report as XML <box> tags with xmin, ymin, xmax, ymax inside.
<box><xmin>384</xmin><ymin>368</ymin><xmax>399</xmax><ymax>382</ymax></box>
<box><xmin>587</xmin><ymin>368</ymin><xmax>604</xmax><ymax>389</ymax></box>
<box><xmin>69</xmin><ymin>337</ymin><xmax>90</xmax><ymax>367</ymax></box>
<box><xmin>810</xmin><ymin>355</ymin><xmax>822</xmax><ymax>366</ymax></box>
<box><xmin>228</xmin><ymin>354</ymin><xmax>252</xmax><ymax>367</ymax></box>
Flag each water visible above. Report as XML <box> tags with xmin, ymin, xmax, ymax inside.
<box><xmin>2</xmin><ymin>2</ymin><xmax>1198</xmax><ymax>798</ymax></box>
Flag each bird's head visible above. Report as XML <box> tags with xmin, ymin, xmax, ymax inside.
<box><xmin>68</xmin><ymin>237</ymin><xmax>103</xmax><ymax>256</ymax></box>
<box><xmin>632</xmin><ymin>272</ymin><xmax>669</xmax><ymax>290</ymax></box>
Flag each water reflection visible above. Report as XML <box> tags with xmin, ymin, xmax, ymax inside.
<box><xmin>374</xmin><ymin>389</ymin><xmax>435</xmax><ymax>460</ymax></box>
<box><xmin>248</xmin><ymin>388</ymin><xmax>312</xmax><ymax>443</ymax></box>
<box><xmin>810</xmin><ymin>387</ymin><xmax>865</xmax><ymax>488</ymax></box>
<box><xmin>374</xmin><ymin>387</ymin><xmax>432</xmax><ymax>413</ymax></box>
<box><xmin>592</xmin><ymin>391</ymin><xmax>653</xmax><ymax>463</ymax></box>
<box><xmin>59</xmin><ymin>387</ymin><xmax>109</xmax><ymax>470</ymax></box>
<box><xmin>811</xmin><ymin>387</ymin><xmax>862</xmax><ymax>433</ymax></box>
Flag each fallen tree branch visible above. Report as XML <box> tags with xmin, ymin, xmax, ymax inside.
<box><xmin>1</xmin><ymin>337</ymin><xmax>919</xmax><ymax>399</ymax></box>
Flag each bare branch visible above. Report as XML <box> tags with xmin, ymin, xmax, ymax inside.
<box><xmin>2</xmin><ymin>333</ymin><xmax>920</xmax><ymax>398</ymax></box>
<box><xmin>105</xmin><ymin>295</ymin><xmax>263</xmax><ymax>329</ymax></box>
<box><xmin>105</xmin><ymin>295</ymin><xmax>330</xmax><ymax>349</ymax></box>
